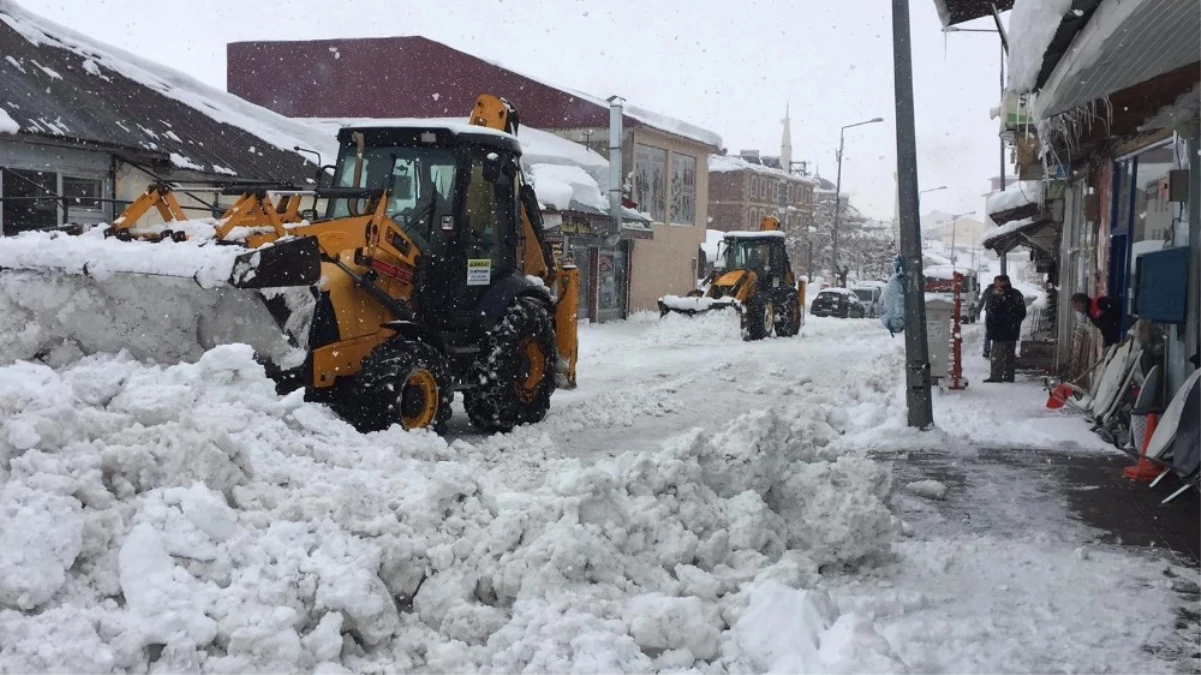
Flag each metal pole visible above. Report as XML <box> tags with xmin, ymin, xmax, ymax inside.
<box><xmin>832</xmin><ymin>132</ymin><xmax>845</xmax><ymax>286</ymax></box>
<box><xmin>892</xmin><ymin>0</ymin><xmax>934</xmax><ymax>428</ymax></box>
<box><xmin>998</xmin><ymin>37</ymin><xmax>1009</xmax><ymax>277</ymax></box>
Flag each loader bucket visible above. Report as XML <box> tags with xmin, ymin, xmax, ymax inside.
<box><xmin>657</xmin><ymin>295</ymin><xmax>741</xmax><ymax>318</ymax></box>
<box><xmin>0</xmin><ymin>228</ymin><xmax>320</xmax><ymax>369</ymax></box>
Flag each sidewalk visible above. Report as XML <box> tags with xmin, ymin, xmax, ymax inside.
<box><xmin>836</xmin><ymin>327</ymin><xmax>1200</xmax><ymax>672</ymax></box>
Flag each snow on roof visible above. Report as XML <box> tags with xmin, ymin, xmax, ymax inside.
<box><xmin>924</xmin><ymin>265</ymin><xmax>977</xmax><ymax>280</ymax></box>
<box><xmin>708</xmin><ymin>154</ymin><xmax>819</xmax><ymax>184</ymax></box>
<box><xmin>817</xmin><ymin>287</ymin><xmax>855</xmax><ymax>296</ymax></box>
<box><xmin>528</xmin><ymin>163</ymin><xmax>606</xmax><ymax>213</ymax></box>
<box><xmin>338</xmin><ymin>118</ymin><xmax>511</xmax><ymax>140</ymax></box>
<box><xmin>701</xmin><ymin>229</ymin><xmax>725</xmax><ymax>260</ymax></box>
<box><xmin>724</xmin><ymin>230</ymin><xmax>786</xmax><ymax>240</ymax></box>
<box><xmin>0</xmin><ymin>106</ymin><xmax>18</xmax><ymax>134</ymax></box>
<box><xmin>982</xmin><ymin>217</ymin><xmax>1037</xmax><ymax>248</ymax></box>
<box><xmin>1006</xmin><ymin>0</ymin><xmax>1075</xmax><ymax>93</ymax></box>
<box><xmin>0</xmin><ymin>0</ymin><xmax>332</xmax><ymax>180</ymax></box>
<box><xmin>986</xmin><ymin>180</ymin><xmax>1044</xmax><ymax>216</ymax></box>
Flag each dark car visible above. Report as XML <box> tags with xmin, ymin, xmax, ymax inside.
<box><xmin>809</xmin><ymin>289</ymin><xmax>867</xmax><ymax>318</ymax></box>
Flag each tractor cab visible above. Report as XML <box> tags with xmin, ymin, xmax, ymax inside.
<box><xmin>326</xmin><ymin>123</ymin><xmax>538</xmax><ymax>329</ymax></box>
<box><xmin>720</xmin><ymin>231</ymin><xmax>794</xmax><ymax>290</ymax></box>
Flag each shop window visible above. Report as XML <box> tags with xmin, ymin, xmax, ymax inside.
<box><xmin>670</xmin><ymin>154</ymin><xmax>696</xmax><ymax>225</ymax></box>
<box><xmin>1</xmin><ymin>168</ymin><xmax>57</xmax><ymax>235</ymax></box>
<box><xmin>634</xmin><ymin>144</ymin><xmax>667</xmax><ymax>222</ymax></box>
<box><xmin>62</xmin><ymin>176</ymin><xmax>105</xmax><ymax>225</ymax></box>
<box><xmin>1132</xmin><ymin>144</ymin><xmax>1175</xmax><ymax>243</ymax></box>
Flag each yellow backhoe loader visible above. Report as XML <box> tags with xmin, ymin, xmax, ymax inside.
<box><xmin>658</xmin><ymin>215</ymin><xmax>804</xmax><ymax>340</ymax></box>
<box><xmin>0</xmin><ymin>95</ymin><xmax>579</xmax><ymax>434</ymax></box>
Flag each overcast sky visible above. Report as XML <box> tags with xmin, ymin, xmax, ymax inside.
<box><xmin>27</xmin><ymin>0</ymin><xmax>1007</xmax><ymax>220</ymax></box>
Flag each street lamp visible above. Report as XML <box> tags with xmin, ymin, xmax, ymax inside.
<box><xmin>832</xmin><ymin>116</ymin><xmax>884</xmax><ymax>286</ymax></box>
<box><xmin>944</xmin><ymin>22</ymin><xmax>1010</xmax><ymax>274</ymax></box>
<box><xmin>919</xmin><ymin>185</ymin><xmax>947</xmax><ymax>195</ymax></box>
<box><xmin>947</xmin><ymin>210</ymin><xmax>976</xmax><ymax>268</ymax></box>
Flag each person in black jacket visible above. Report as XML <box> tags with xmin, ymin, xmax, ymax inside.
<box><xmin>984</xmin><ymin>275</ymin><xmax>1026</xmax><ymax>383</ymax></box>
<box><xmin>1070</xmin><ymin>292</ymin><xmax>1122</xmax><ymax>347</ymax></box>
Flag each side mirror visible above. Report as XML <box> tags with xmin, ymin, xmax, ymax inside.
<box><xmin>300</xmin><ymin>208</ymin><xmax>318</xmax><ymax>222</ymax></box>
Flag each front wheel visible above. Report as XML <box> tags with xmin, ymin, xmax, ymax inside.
<box><xmin>347</xmin><ymin>339</ymin><xmax>453</xmax><ymax>433</ymax></box>
<box><xmin>464</xmin><ymin>298</ymin><xmax>558</xmax><ymax>433</ymax></box>
<box><xmin>744</xmin><ymin>293</ymin><xmax>774</xmax><ymax>341</ymax></box>
<box><xmin>775</xmin><ymin>292</ymin><xmax>802</xmax><ymax>337</ymax></box>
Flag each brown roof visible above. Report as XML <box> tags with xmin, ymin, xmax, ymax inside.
<box><xmin>227</xmin><ymin>36</ymin><xmax>721</xmax><ymax>149</ymax></box>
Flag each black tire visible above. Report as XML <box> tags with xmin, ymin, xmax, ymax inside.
<box><xmin>347</xmin><ymin>339</ymin><xmax>453</xmax><ymax>433</ymax></box>
<box><xmin>464</xmin><ymin>298</ymin><xmax>558</xmax><ymax>433</ymax></box>
<box><xmin>743</xmin><ymin>292</ymin><xmax>773</xmax><ymax>341</ymax></box>
<box><xmin>775</xmin><ymin>292</ymin><xmax>802</xmax><ymax>337</ymax></box>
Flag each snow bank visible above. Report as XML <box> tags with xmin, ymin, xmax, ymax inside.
<box><xmin>986</xmin><ymin>180</ymin><xmax>1044</xmax><ymax>217</ymax></box>
<box><xmin>0</xmin><ymin>343</ymin><xmax>898</xmax><ymax>672</ymax></box>
<box><xmin>0</xmin><ymin>226</ymin><xmax>239</xmax><ymax>288</ymax></box>
<box><xmin>1006</xmin><ymin>0</ymin><xmax>1074</xmax><ymax>93</ymax></box>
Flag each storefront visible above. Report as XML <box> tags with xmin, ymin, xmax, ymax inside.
<box><xmin>545</xmin><ymin>212</ymin><xmax>632</xmax><ymax>324</ymax></box>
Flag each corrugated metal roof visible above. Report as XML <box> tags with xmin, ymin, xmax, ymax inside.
<box><xmin>1035</xmin><ymin>0</ymin><xmax>1201</xmax><ymax>119</ymax></box>
<box><xmin>0</xmin><ymin>9</ymin><xmax>316</xmax><ymax>184</ymax></box>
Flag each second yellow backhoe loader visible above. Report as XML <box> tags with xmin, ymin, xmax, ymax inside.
<box><xmin>0</xmin><ymin>95</ymin><xmax>579</xmax><ymax>434</ymax></box>
<box><xmin>658</xmin><ymin>215</ymin><xmax>804</xmax><ymax>340</ymax></box>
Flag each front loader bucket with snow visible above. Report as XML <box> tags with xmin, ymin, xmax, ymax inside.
<box><xmin>657</xmin><ymin>294</ymin><xmax>741</xmax><ymax>318</ymax></box>
<box><xmin>0</xmin><ymin>228</ymin><xmax>322</xmax><ymax>368</ymax></box>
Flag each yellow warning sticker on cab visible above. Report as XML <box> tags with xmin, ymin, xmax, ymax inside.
<box><xmin>467</xmin><ymin>259</ymin><xmax>492</xmax><ymax>286</ymax></box>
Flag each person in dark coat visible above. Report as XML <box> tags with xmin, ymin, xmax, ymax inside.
<box><xmin>1070</xmin><ymin>292</ymin><xmax>1122</xmax><ymax>347</ymax></box>
<box><xmin>984</xmin><ymin>275</ymin><xmax>1026</xmax><ymax>383</ymax></box>
<box><xmin>976</xmin><ymin>281</ymin><xmax>998</xmax><ymax>358</ymax></box>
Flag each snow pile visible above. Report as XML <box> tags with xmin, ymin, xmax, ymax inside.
<box><xmin>1006</xmin><ymin>0</ymin><xmax>1074</xmax><ymax>93</ymax></box>
<box><xmin>905</xmin><ymin>479</ymin><xmax>948</xmax><ymax>501</ymax></box>
<box><xmin>644</xmin><ymin>307</ymin><xmax>745</xmax><ymax>346</ymax></box>
<box><xmin>985</xmin><ymin>180</ymin><xmax>1043</xmax><ymax>217</ymax></box>
<box><xmin>0</xmin><ymin>225</ymin><xmax>240</xmax><ymax>287</ymax></box>
<box><xmin>528</xmin><ymin>163</ymin><xmax>606</xmax><ymax>212</ymax></box>
<box><xmin>0</xmin><ymin>344</ymin><xmax>899</xmax><ymax>672</ymax></box>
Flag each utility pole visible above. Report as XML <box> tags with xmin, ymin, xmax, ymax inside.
<box><xmin>892</xmin><ymin>0</ymin><xmax>934</xmax><ymax>428</ymax></box>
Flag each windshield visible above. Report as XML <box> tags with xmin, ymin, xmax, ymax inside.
<box><xmin>723</xmin><ymin>239</ymin><xmax>775</xmax><ymax>274</ymax></box>
<box><xmin>327</xmin><ymin>145</ymin><xmax>457</xmax><ymax>242</ymax></box>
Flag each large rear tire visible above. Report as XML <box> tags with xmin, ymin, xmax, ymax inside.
<box><xmin>348</xmin><ymin>339</ymin><xmax>453</xmax><ymax>433</ymax></box>
<box><xmin>464</xmin><ymin>298</ymin><xmax>558</xmax><ymax>433</ymax></box>
<box><xmin>775</xmin><ymin>292</ymin><xmax>802</xmax><ymax>337</ymax></box>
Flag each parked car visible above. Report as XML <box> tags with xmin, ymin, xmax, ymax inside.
<box><xmin>810</xmin><ymin>288</ymin><xmax>867</xmax><ymax>318</ymax></box>
<box><xmin>924</xmin><ymin>266</ymin><xmax>981</xmax><ymax>323</ymax></box>
<box><xmin>851</xmin><ymin>285</ymin><xmax>883</xmax><ymax>318</ymax></box>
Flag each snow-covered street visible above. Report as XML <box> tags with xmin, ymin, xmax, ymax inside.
<box><xmin>1</xmin><ymin>313</ymin><xmax>1195</xmax><ymax>673</ymax></box>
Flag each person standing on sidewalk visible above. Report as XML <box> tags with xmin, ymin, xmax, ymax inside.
<box><xmin>984</xmin><ymin>275</ymin><xmax>1026</xmax><ymax>383</ymax></box>
<box><xmin>977</xmin><ymin>280</ymin><xmax>998</xmax><ymax>358</ymax></box>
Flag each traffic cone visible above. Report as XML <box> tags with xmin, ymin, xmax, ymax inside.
<box><xmin>1123</xmin><ymin>413</ymin><xmax>1163</xmax><ymax>482</ymax></box>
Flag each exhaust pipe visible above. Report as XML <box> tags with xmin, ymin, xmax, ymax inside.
<box><xmin>607</xmin><ymin>96</ymin><xmax>625</xmax><ymax>236</ymax></box>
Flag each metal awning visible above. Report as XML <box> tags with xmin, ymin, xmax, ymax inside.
<box><xmin>933</xmin><ymin>0</ymin><xmax>1014</xmax><ymax>27</ymax></box>
<box><xmin>1035</xmin><ymin>0</ymin><xmax>1201</xmax><ymax>119</ymax></box>
<box><xmin>982</xmin><ymin>216</ymin><xmax>1057</xmax><ymax>255</ymax></box>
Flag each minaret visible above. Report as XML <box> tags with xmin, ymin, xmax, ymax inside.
<box><xmin>780</xmin><ymin>103</ymin><xmax>793</xmax><ymax>174</ymax></box>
